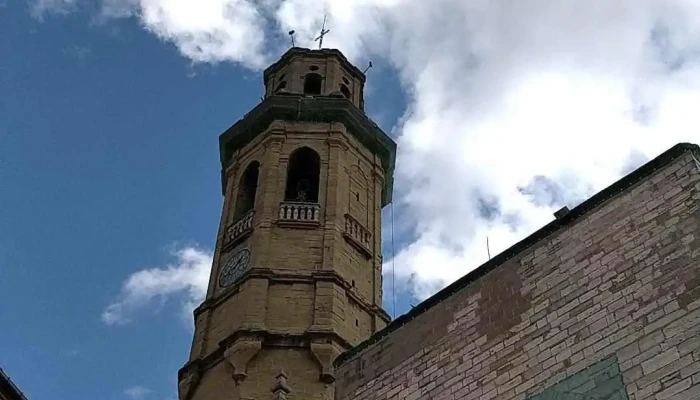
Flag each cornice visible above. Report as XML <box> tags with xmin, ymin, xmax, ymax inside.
<box><xmin>178</xmin><ymin>328</ymin><xmax>353</xmax><ymax>381</ymax></box>
<box><xmin>218</xmin><ymin>94</ymin><xmax>396</xmax><ymax>206</ymax></box>
<box><xmin>193</xmin><ymin>268</ymin><xmax>387</xmax><ymax>322</ymax></box>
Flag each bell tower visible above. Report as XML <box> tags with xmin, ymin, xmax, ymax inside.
<box><xmin>177</xmin><ymin>47</ymin><xmax>397</xmax><ymax>400</ymax></box>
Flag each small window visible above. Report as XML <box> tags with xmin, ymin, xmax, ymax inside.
<box><xmin>309</xmin><ymin>65</ymin><xmax>319</xmax><ymax>71</ymax></box>
<box><xmin>278</xmin><ymin>73</ymin><xmax>286</xmax><ymax>81</ymax></box>
<box><xmin>303</xmin><ymin>73</ymin><xmax>323</xmax><ymax>95</ymax></box>
<box><xmin>342</xmin><ymin>77</ymin><xmax>350</xmax><ymax>85</ymax></box>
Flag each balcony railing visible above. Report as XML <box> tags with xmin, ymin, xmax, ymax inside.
<box><xmin>223</xmin><ymin>210</ymin><xmax>254</xmax><ymax>249</ymax></box>
<box><xmin>343</xmin><ymin>214</ymin><xmax>372</xmax><ymax>258</ymax></box>
<box><xmin>278</xmin><ymin>202</ymin><xmax>321</xmax><ymax>227</ymax></box>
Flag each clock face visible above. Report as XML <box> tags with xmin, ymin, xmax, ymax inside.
<box><xmin>218</xmin><ymin>248</ymin><xmax>251</xmax><ymax>288</ymax></box>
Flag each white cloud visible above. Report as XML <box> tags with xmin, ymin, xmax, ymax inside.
<box><xmin>382</xmin><ymin>0</ymin><xmax>700</xmax><ymax>300</ymax></box>
<box><xmin>29</xmin><ymin>0</ymin><xmax>77</xmax><ymax>19</ymax></box>
<box><xmin>62</xmin><ymin>44</ymin><xmax>91</xmax><ymax>64</ymax></box>
<box><xmin>42</xmin><ymin>0</ymin><xmax>700</xmax><ymax>310</ymax></box>
<box><xmin>102</xmin><ymin>246</ymin><xmax>211</xmax><ymax>326</ymax></box>
<box><xmin>98</xmin><ymin>0</ymin><xmax>270</xmax><ymax>68</ymax></box>
<box><xmin>125</xmin><ymin>386</ymin><xmax>152</xmax><ymax>400</ymax></box>
<box><xmin>370</xmin><ymin>0</ymin><xmax>700</xmax><ymax>300</ymax></box>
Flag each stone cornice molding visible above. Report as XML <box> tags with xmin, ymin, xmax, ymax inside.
<box><xmin>194</xmin><ymin>269</ymin><xmax>389</xmax><ymax>323</ymax></box>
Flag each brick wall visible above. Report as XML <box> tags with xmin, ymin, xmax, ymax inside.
<box><xmin>335</xmin><ymin>146</ymin><xmax>700</xmax><ymax>400</ymax></box>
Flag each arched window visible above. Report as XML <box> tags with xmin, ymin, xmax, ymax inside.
<box><xmin>275</xmin><ymin>80</ymin><xmax>287</xmax><ymax>92</ymax></box>
<box><xmin>339</xmin><ymin>84</ymin><xmax>352</xmax><ymax>99</ymax></box>
<box><xmin>233</xmin><ymin>161</ymin><xmax>260</xmax><ymax>220</ymax></box>
<box><xmin>303</xmin><ymin>73</ymin><xmax>323</xmax><ymax>95</ymax></box>
<box><xmin>284</xmin><ymin>147</ymin><xmax>320</xmax><ymax>203</ymax></box>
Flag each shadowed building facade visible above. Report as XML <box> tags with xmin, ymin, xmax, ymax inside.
<box><xmin>178</xmin><ymin>46</ymin><xmax>700</xmax><ymax>400</ymax></box>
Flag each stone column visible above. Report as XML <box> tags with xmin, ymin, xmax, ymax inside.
<box><xmin>372</xmin><ymin>165</ymin><xmax>385</xmax><ymax>308</ymax></box>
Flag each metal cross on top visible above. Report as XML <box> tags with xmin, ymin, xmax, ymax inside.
<box><xmin>314</xmin><ymin>15</ymin><xmax>330</xmax><ymax>49</ymax></box>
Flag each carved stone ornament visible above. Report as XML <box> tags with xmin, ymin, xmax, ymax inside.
<box><xmin>177</xmin><ymin>362</ymin><xmax>202</xmax><ymax>400</ymax></box>
<box><xmin>223</xmin><ymin>338</ymin><xmax>262</xmax><ymax>384</ymax></box>
<box><xmin>310</xmin><ymin>341</ymin><xmax>342</xmax><ymax>383</ymax></box>
<box><xmin>270</xmin><ymin>370</ymin><xmax>292</xmax><ymax>400</ymax></box>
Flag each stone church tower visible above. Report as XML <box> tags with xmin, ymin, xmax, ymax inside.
<box><xmin>177</xmin><ymin>47</ymin><xmax>397</xmax><ymax>400</ymax></box>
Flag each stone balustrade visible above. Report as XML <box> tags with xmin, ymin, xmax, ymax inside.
<box><xmin>343</xmin><ymin>214</ymin><xmax>372</xmax><ymax>258</ymax></box>
<box><xmin>278</xmin><ymin>202</ymin><xmax>321</xmax><ymax>225</ymax></box>
<box><xmin>223</xmin><ymin>210</ymin><xmax>254</xmax><ymax>249</ymax></box>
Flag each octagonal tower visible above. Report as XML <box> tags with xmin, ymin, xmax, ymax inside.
<box><xmin>263</xmin><ymin>47</ymin><xmax>367</xmax><ymax>110</ymax></box>
<box><xmin>177</xmin><ymin>47</ymin><xmax>396</xmax><ymax>400</ymax></box>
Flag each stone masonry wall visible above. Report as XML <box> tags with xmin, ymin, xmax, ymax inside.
<box><xmin>335</xmin><ymin>149</ymin><xmax>700</xmax><ymax>400</ymax></box>
<box><xmin>182</xmin><ymin>120</ymin><xmax>391</xmax><ymax>400</ymax></box>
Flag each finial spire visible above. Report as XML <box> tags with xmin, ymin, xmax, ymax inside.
<box><xmin>314</xmin><ymin>14</ymin><xmax>330</xmax><ymax>49</ymax></box>
<box><xmin>270</xmin><ymin>370</ymin><xmax>292</xmax><ymax>400</ymax></box>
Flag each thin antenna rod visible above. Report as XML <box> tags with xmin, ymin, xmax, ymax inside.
<box><xmin>390</xmin><ymin>201</ymin><xmax>397</xmax><ymax>320</ymax></box>
<box><xmin>487</xmin><ymin>236</ymin><xmax>491</xmax><ymax>260</ymax></box>
<box><xmin>314</xmin><ymin>15</ymin><xmax>330</xmax><ymax>49</ymax></box>
<box><xmin>288</xmin><ymin>30</ymin><xmax>296</xmax><ymax>47</ymax></box>
<box><xmin>363</xmin><ymin>61</ymin><xmax>373</xmax><ymax>74</ymax></box>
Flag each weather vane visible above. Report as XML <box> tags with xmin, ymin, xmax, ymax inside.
<box><xmin>314</xmin><ymin>15</ymin><xmax>330</xmax><ymax>49</ymax></box>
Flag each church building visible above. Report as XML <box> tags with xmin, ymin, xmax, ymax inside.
<box><xmin>177</xmin><ymin>47</ymin><xmax>700</xmax><ymax>400</ymax></box>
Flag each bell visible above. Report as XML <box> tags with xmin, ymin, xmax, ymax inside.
<box><xmin>296</xmin><ymin>179</ymin><xmax>310</xmax><ymax>201</ymax></box>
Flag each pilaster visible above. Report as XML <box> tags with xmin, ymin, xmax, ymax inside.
<box><xmin>311</xmin><ymin>280</ymin><xmax>336</xmax><ymax>329</ymax></box>
<box><xmin>257</xmin><ymin>129</ymin><xmax>285</xmax><ymax>270</ymax></box>
<box><xmin>372</xmin><ymin>168</ymin><xmax>385</xmax><ymax>307</ymax></box>
<box><xmin>321</xmin><ymin>125</ymin><xmax>349</xmax><ymax>272</ymax></box>
<box><xmin>242</xmin><ymin>278</ymin><xmax>269</xmax><ymax>330</ymax></box>
<box><xmin>206</xmin><ymin>161</ymin><xmax>239</xmax><ymax>300</ymax></box>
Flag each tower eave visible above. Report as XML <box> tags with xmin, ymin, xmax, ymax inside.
<box><xmin>218</xmin><ymin>94</ymin><xmax>397</xmax><ymax>206</ymax></box>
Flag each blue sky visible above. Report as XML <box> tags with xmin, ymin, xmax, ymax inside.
<box><xmin>0</xmin><ymin>3</ymin><xmax>408</xmax><ymax>399</ymax></box>
<box><xmin>3</xmin><ymin>0</ymin><xmax>700</xmax><ymax>399</ymax></box>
